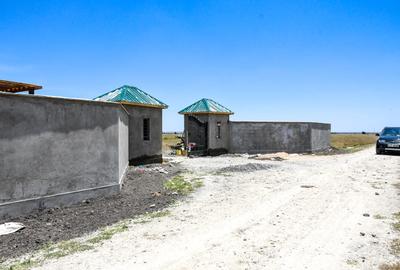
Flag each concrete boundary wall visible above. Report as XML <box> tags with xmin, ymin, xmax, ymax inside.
<box><xmin>310</xmin><ymin>123</ymin><xmax>332</xmax><ymax>152</ymax></box>
<box><xmin>0</xmin><ymin>93</ymin><xmax>129</xmax><ymax>219</ymax></box>
<box><xmin>229</xmin><ymin>121</ymin><xmax>331</xmax><ymax>154</ymax></box>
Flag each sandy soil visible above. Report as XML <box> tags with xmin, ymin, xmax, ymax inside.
<box><xmin>35</xmin><ymin>147</ymin><xmax>400</xmax><ymax>270</ymax></box>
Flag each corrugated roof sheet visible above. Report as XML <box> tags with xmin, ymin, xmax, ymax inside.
<box><xmin>94</xmin><ymin>85</ymin><xmax>168</xmax><ymax>108</ymax></box>
<box><xmin>0</xmin><ymin>80</ymin><xmax>42</xmax><ymax>93</ymax></box>
<box><xmin>179</xmin><ymin>98</ymin><xmax>233</xmax><ymax>115</ymax></box>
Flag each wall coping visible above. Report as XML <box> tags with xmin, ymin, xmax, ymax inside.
<box><xmin>230</xmin><ymin>120</ymin><xmax>331</xmax><ymax>125</ymax></box>
<box><xmin>0</xmin><ymin>91</ymin><xmax>162</xmax><ymax>110</ymax></box>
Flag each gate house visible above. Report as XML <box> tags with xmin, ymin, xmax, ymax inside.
<box><xmin>179</xmin><ymin>98</ymin><xmax>233</xmax><ymax>155</ymax></box>
<box><xmin>179</xmin><ymin>98</ymin><xmax>331</xmax><ymax>155</ymax></box>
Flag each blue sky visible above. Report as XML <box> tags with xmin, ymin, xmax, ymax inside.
<box><xmin>1</xmin><ymin>0</ymin><xmax>399</xmax><ymax>132</ymax></box>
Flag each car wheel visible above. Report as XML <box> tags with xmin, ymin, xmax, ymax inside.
<box><xmin>376</xmin><ymin>148</ymin><xmax>383</xmax><ymax>155</ymax></box>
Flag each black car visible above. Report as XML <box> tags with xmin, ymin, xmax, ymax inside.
<box><xmin>376</xmin><ymin>127</ymin><xmax>400</xmax><ymax>154</ymax></box>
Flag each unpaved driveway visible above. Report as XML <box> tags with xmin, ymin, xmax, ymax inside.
<box><xmin>36</xmin><ymin>147</ymin><xmax>400</xmax><ymax>270</ymax></box>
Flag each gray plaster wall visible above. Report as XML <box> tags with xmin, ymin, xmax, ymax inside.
<box><xmin>0</xmin><ymin>93</ymin><xmax>129</xmax><ymax>219</ymax></box>
<box><xmin>310</xmin><ymin>123</ymin><xmax>331</xmax><ymax>151</ymax></box>
<box><xmin>118</xmin><ymin>111</ymin><xmax>129</xmax><ymax>180</ymax></box>
<box><xmin>207</xmin><ymin>114</ymin><xmax>230</xmax><ymax>151</ymax></box>
<box><xmin>229</xmin><ymin>121</ymin><xmax>330</xmax><ymax>154</ymax></box>
<box><xmin>124</xmin><ymin>105</ymin><xmax>163</xmax><ymax>164</ymax></box>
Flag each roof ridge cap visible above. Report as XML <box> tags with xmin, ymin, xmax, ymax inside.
<box><xmin>202</xmin><ymin>98</ymin><xmax>210</xmax><ymax>111</ymax></box>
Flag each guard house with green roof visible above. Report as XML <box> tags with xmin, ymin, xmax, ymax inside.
<box><xmin>95</xmin><ymin>85</ymin><xmax>168</xmax><ymax>164</ymax></box>
<box><xmin>179</xmin><ymin>98</ymin><xmax>233</xmax><ymax>155</ymax></box>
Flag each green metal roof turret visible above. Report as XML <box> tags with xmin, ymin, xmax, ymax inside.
<box><xmin>179</xmin><ymin>98</ymin><xmax>233</xmax><ymax>115</ymax></box>
<box><xmin>94</xmin><ymin>85</ymin><xmax>168</xmax><ymax>109</ymax></box>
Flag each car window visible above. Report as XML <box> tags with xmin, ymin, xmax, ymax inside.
<box><xmin>381</xmin><ymin>128</ymin><xmax>400</xmax><ymax>136</ymax></box>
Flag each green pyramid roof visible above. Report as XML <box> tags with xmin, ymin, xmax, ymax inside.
<box><xmin>94</xmin><ymin>85</ymin><xmax>168</xmax><ymax>109</ymax></box>
<box><xmin>179</xmin><ymin>98</ymin><xmax>233</xmax><ymax>115</ymax></box>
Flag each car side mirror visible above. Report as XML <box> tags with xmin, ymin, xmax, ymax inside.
<box><xmin>375</xmin><ymin>133</ymin><xmax>380</xmax><ymax>136</ymax></box>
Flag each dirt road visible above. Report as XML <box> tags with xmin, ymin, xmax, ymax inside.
<box><xmin>35</xmin><ymin>147</ymin><xmax>400</xmax><ymax>270</ymax></box>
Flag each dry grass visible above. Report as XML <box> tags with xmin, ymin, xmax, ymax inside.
<box><xmin>42</xmin><ymin>240</ymin><xmax>93</xmax><ymax>259</ymax></box>
<box><xmin>331</xmin><ymin>134</ymin><xmax>377</xmax><ymax>149</ymax></box>
<box><xmin>162</xmin><ymin>133</ymin><xmax>181</xmax><ymax>152</ymax></box>
<box><xmin>346</xmin><ymin>259</ymin><xmax>358</xmax><ymax>266</ymax></box>
<box><xmin>145</xmin><ymin>210</ymin><xmax>171</xmax><ymax>219</ymax></box>
<box><xmin>0</xmin><ymin>259</ymin><xmax>37</xmax><ymax>270</ymax></box>
<box><xmin>390</xmin><ymin>239</ymin><xmax>400</xmax><ymax>256</ymax></box>
<box><xmin>374</xmin><ymin>214</ymin><xmax>387</xmax><ymax>220</ymax></box>
<box><xmin>87</xmin><ymin>223</ymin><xmax>128</xmax><ymax>245</ymax></box>
<box><xmin>380</xmin><ymin>263</ymin><xmax>400</xmax><ymax>270</ymax></box>
<box><xmin>379</xmin><ymin>213</ymin><xmax>400</xmax><ymax>269</ymax></box>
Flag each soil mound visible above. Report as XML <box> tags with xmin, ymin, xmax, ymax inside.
<box><xmin>217</xmin><ymin>163</ymin><xmax>275</xmax><ymax>174</ymax></box>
